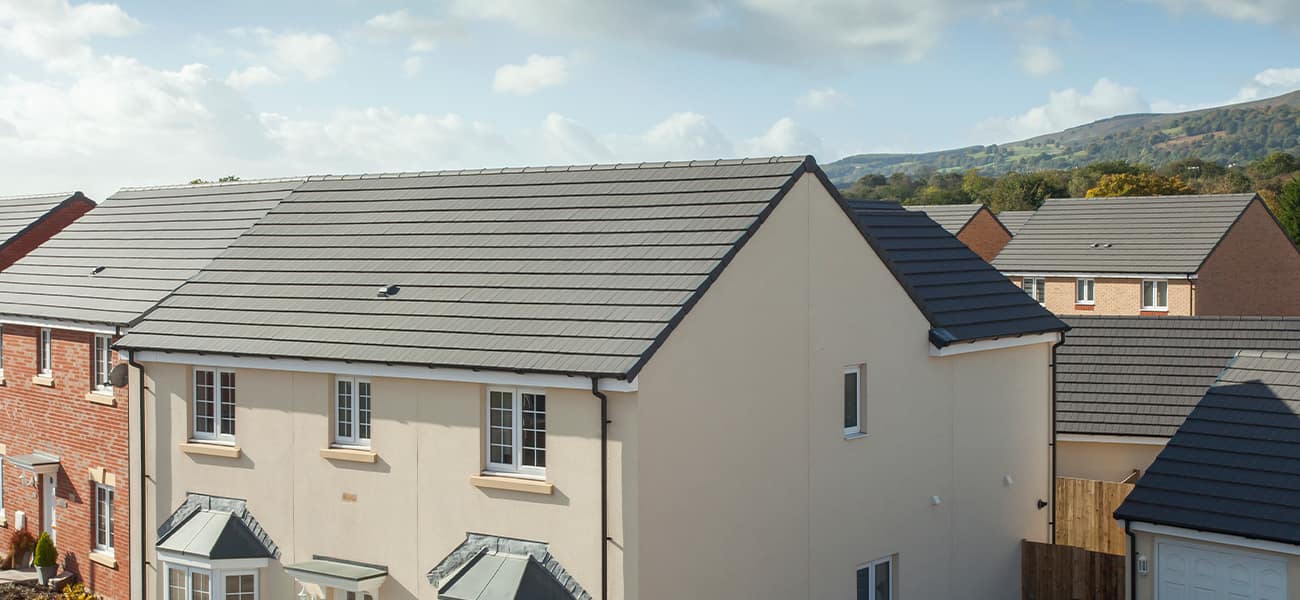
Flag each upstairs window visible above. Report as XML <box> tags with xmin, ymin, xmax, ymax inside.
<box><xmin>37</xmin><ymin>328</ymin><xmax>52</xmax><ymax>376</ymax></box>
<box><xmin>194</xmin><ymin>368</ymin><xmax>236</xmax><ymax>443</ymax></box>
<box><xmin>92</xmin><ymin>334</ymin><xmax>113</xmax><ymax>393</ymax></box>
<box><xmin>844</xmin><ymin>365</ymin><xmax>863</xmax><ymax>437</ymax></box>
<box><xmin>1142</xmin><ymin>279</ymin><xmax>1169</xmax><ymax>311</ymax></box>
<box><xmin>334</xmin><ymin>377</ymin><xmax>372</xmax><ymax>448</ymax></box>
<box><xmin>1021</xmin><ymin>278</ymin><xmax>1046</xmax><ymax>304</ymax></box>
<box><xmin>857</xmin><ymin>556</ymin><xmax>894</xmax><ymax>600</ymax></box>
<box><xmin>486</xmin><ymin>388</ymin><xmax>546</xmax><ymax>477</ymax></box>
<box><xmin>1075</xmin><ymin>278</ymin><xmax>1095</xmax><ymax>305</ymax></box>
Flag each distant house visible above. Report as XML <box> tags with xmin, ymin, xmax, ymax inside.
<box><xmin>994</xmin><ymin>193</ymin><xmax>1300</xmax><ymax>316</ymax></box>
<box><xmin>1115</xmin><ymin>349</ymin><xmax>1300</xmax><ymax>600</ymax></box>
<box><xmin>0</xmin><ymin>192</ymin><xmax>94</xmax><ymax>271</ymax></box>
<box><xmin>903</xmin><ymin>203</ymin><xmax>1012</xmax><ymax>261</ymax></box>
<box><xmin>996</xmin><ymin>210</ymin><xmax>1035</xmax><ymax>236</ymax></box>
<box><xmin>1055</xmin><ymin>316</ymin><xmax>1300</xmax><ymax>483</ymax></box>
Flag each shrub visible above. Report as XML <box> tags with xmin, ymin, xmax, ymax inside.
<box><xmin>32</xmin><ymin>533</ymin><xmax>56</xmax><ymax>568</ymax></box>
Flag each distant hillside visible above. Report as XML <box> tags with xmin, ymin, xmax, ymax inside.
<box><xmin>824</xmin><ymin>90</ymin><xmax>1300</xmax><ymax>187</ymax></box>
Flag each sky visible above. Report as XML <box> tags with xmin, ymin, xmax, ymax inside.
<box><xmin>3</xmin><ymin>0</ymin><xmax>1300</xmax><ymax>198</ymax></box>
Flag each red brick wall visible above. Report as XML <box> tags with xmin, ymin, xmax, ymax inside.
<box><xmin>0</xmin><ymin>325</ymin><xmax>129</xmax><ymax>599</ymax></box>
<box><xmin>0</xmin><ymin>198</ymin><xmax>94</xmax><ymax>272</ymax></box>
<box><xmin>958</xmin><ymin>209</ymin><xmax>1013</xmax><ymax>263</ymax></box>
<box><xmin>1197</xmin><ymin>199</ymin><xmax>1300</xmax><ymax>316</ymax></box>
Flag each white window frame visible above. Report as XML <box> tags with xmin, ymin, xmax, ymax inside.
<box><xmin>1075</xmin><ymin>278</ymin><xmax>1095</xmax><ymax>305</ymax></box>
<box><xmin>92</xmin><ymin>334</ymin><xmax>113</xmax><ymax>393</ymax></box>
<box><xmin>164</xmin><ymin>563</ymin><xmax>258</xmax><ymax>600</ymax></box>
<box><xmin>0</xmin><ymin>323</ymin><xmax>6</xmax><ymax>380</ymax></box>
<box><xmin>1021</xmin><ymin>277</ymin><xmax>1046</xmax><ymax>304</ymax></box>
<box><xmin>342</xmin><ymin>591</ymin><xmax>375</xmax><ymax>600</ymax></box>
<box><xmin>1142</xmin><ymin>279</ymin><xmax>1169</xmax><ymax>311</ymax></box>
<box><xmin>333</xmin><ymin>376</ymin><xmax>372</xmax><ymax>449</ymax></box>
<box><xmin>0</xmin><ymin>455</ymin><xmax>5</xmax><ymax>517</ymax></box>
<box><xmin>844</xmin><ymin>365</ymin><xmax>863</xmax><ymax>438</ymax></box>
<box><xmin>485</xmin><ymin>387</ymin><xmax>547</xmax><ymax>478</ymax></box>
<box><xmin>94</xmin><ymin>482</ymin><xmax>114</xmax><ymax>555</ymax></box>
<box><xmin>857</xmin><ymin>556</ymin><xmax>894</xmax><ymax>600</ymax></box>
<box><xmin>192</xmin><ymin>367</ymin><xmax>237</xmax><ymax>444</ymax></box>
<box><xmin>37</xmin><ymin>327</ymin><xmax>52</xmax><ymax>376</ymax></box>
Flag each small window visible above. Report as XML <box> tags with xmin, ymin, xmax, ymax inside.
<box><xmin>343</xmin><ymin>592</ymin><xmax>374</xmax><ymax>600</ymax></box>
<box><xmin>0</xmin><ymin>456</ymin><xmax>5</xmax><ymax>514</ymax></box>
<box><xmin>486</xmin><ymin>388</ymin><xmax>546</xmax><ymax>477</ymax></box>
<box><xmin>844</xmin><ymin>366</ymin><xmax>863</xmax><ymax>437</ymax></box>
<box><xmin>194</xmin><ymin>368</ymin><xmax>236</xmax><ymax>442</ymax></box>
<box><xmin>92</xmin><ymin>335</ymin><xmax>113</xmax><ymax>392</ymax></box>
<box><xmin>1021</xmin><ymin>277</ymin><xmax>1046</xmax><ymax>304</ymax></box>
<box><xmin>1142</xmin><ymin>279</ymin><xmax>1169</xmax><ymax>310</ymax></box>
<box><xmin>334</xmin><ymin>377</ymin><xmax>372</xmax><ymax>448</ymax></box>
<box><xmin>1075</xmin><ymin>278</ymin><xmax>1095</xmax><ymax>304</ymax></box>
<box><xmin>224</xmin><ymin>573</ymin><xmax>256</xmax><ymax>600</ymax></box>
<box><xmin>857</xmin><ymin>556</ymin><xmax>893</xmax><ymax>600</ymax></box>
<box><xmin>0</xmin><ymin>324</ymin><xmax>6</xmax><ymax>378</ymax></box>
<box><xmin>94</xmin><ymin>483</ymin><xmax>114</xmax><ymax>554</ymax></box>
<box><xmin>37</xmin><ymin>328</ymin><xmax>52</xmax><ymax>376</ymax></box>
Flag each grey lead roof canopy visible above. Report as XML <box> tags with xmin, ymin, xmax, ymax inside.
<box><xmin>0</xmin><ymin>192</ymin><xmax>88</xmax><ymax>250</ymax></box>
<box><xmin>1057</xmin><ymin>316</ymin><xmax>1300</xmax><ymax>438</ymax></box>
<box><xmin>1115</xmin><ymin>350</ymin><xmax>1300</xmax><ymax>546</ymax></box>
<box><xmin>0</xmin><ymin>181</ymin><xmax>299</xmax><ymax>326</ymax></box>
<box><xmin>993</xmin><ymin>193</ymin><xmax>1259</xmax><ymax>274</ymax></box>
<box><xmin>994</xmin><ymin>210</ymin><xmax>1034</xmax><ymax>236</ymax></box>
<box><xmin>902</xmin><ymin>204</ymin><xmax>985</xmax><ymax>236</ymax></box>
<box><xmin>157</xmin><ymin>494</ymin><xmax>278</xmax><ymax>560</ymax></box>
<box><xmin>429</xmin><ymin>533</ymin><xmax>590</xmax><ymax>600</ymax></box>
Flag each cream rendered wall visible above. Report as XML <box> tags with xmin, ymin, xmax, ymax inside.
<box><xmin>634</xmin><ymin>173</ymin><xmax>1053</xmax><ymax>600</ymax></box>
<box><xmin>1129</xmin><ymin>531</ymin><xmax>1300</xmax><ymax>599</ymax></box>
<box><xmin>1057</xmin><ymin>439</ymin><xmax>1165</xmax><ymax>482</ymax></box>
<box><xmin>142</xmin><ymin>362</ymin><xmax>635</xmax><ymax>600</ymax></box>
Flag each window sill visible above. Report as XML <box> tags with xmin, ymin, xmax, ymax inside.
<box><xmin>31</xmin><ymin>375</ymin><xmax>53</xmax><ymax>387</ymax></box>
<box><xmin>86</xmin><ymin>391</ymin><xmax>116</xmax><ymax>406</ymax></box>
<box><xmin>1140</xmin><ymin>309</ymin><xmax>1169</xmax><ymax>316</ymax></box>
<box><xmin>89</xmin><ymin>551</ymin><xmax>117</xmax><ymax>569</ymax></box>
<box><xmin>470</xmin><ymin>474</ymin><xmax>554</xmax><ymax>495</ymax></box>
<box><xmin>844</xmin><ymin>432</ymin><xmax>868</xmax><ymax>441</ymax></box>
<box><xmin>179</xmin><ymin>442</ymin><xmax>242</xmax><ymax>459</ymax></box>
<box><xmin>320</xmin><ymin>447</ymin><xmax>377</xmax><ymax>464</ymax></box>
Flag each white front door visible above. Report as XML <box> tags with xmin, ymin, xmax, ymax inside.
<box><xmin>41</xmin><ymin>474</ymin><xmax>56</xmax><ymax>544</ymax></box>
<box><xmin>1157</xmin><ymin>540</ymin><xmax>1286</xmax><ymax>600</ymax></box>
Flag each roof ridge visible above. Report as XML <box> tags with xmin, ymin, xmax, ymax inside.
<box><xmin>118</xmin><ymin>177</ymin><xmax>309</xmax><ymax>192</ymax></box>
<box><xmin>1233</xmin><ymin>349</ymin><xmax>1300</xmax><ymax>360</ymax></box>
<box><xmin>1048</xmin><ymin>192</ymin><xmax>1258</xmax><ymax>202</ymax></box>
<box><xmin>0</xmin><ymin>191</ymin><xmax>77</xmax><ymax>201</ymax></box>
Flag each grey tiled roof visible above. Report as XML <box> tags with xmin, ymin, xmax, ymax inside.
<box><xmin>847</xmin><ymin>200</ymin><xmax>1067</xmax><ymax>347</ymax></box>
<box><xmin>995</xmin><ymin>210</ymin><xmax>1034</xmax><ymax>235</ymax></box>
<box><xmin>993</xmin><ymin>193</ymin><xmax>1259</xmax><ymax>274</ymax></box>
<box><xmin>0</xmin><ymin>192</ymin><xmax>90</xmax><ymax>250</ymax></box>
<box><xmin>0</xmin><ymin>181</ymin><xmax>299</xmax><ymax>325</ymax></box>
<box><xmin>903</xmin><ymin>204</ymin><xmax>986</xmax><ymax>236</ymax></box>
<box><xmin>1057</xmin><ymin>316</ymin><xmax>1300</xmax><ymax>438</ymax></box>
<box><xmin>1115</xmin><ymin>350</ymin><xmax>1300</xmax><ymax>545</ymax></box>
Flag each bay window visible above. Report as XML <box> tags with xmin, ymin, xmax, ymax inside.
<box><xmin>166</xmin><ymin>565</ymin><xmax>256</xmax><ymax>600</ymax></box>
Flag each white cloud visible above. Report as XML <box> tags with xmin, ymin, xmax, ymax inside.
<box><xmin>1018</xmin><ymin>45</ymin><xmax>1062</xmax><ymax>77</ymax></box>
<box><xmin>225</xmin><ymin>65</ymin><xmax>280</xmax><ymax>89</ymax></box>
<box><xmin>402</xmin><ymin>56</ymin><xmax>424</xmax><ymax>78</ymax></box>
<box><xmin>635</xmin><ymin>112</ymin><xmax>734</xmax><ymax>158</ymax></box>
<box><xmin>363</xmin><ymin>9</ymin><xmax>451</xmax><ymax>52</ymax></box>
<box><xmin>1149</xmin><ymin>0</ymin><xmax>1300</xmax><ymax>25</ymax></box>
<box><xmin>538</xmin><ymin>113</ymin><xmax>614</xmax><ymax>163</ymax></box>
<box><xmin>974</xmin><ymin>78</ymin><xmax>1150</xmax><ymax>142</ymax></box>
<box><xmin>1223</xmin><ymin>66</ymin><xmax>1300</xmax><ymax>104</ymax></box>
<box><xmin>493</xmin><ymin>55</ymin><xmax>571</xmax><ymax>96</ymax></box>
<box><xmin>742</xmin><ymin>117</ymin><xmax>823</xmax><ymax>156</ymax></box>
<box><xmin>797</xmin><ymin>87</ymin><xmax>849</xmax><ymax>110</ymax></box>
<box><xmin>266</xmin><ymin>32</ymin><xmax>342</xmax><ymax>81</ymax></box>
<box><xmin>0</xmin><ymin>0</ymin><xmax>140</xmax><ymax>66</ymax></box>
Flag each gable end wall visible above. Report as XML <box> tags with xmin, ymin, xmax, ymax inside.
<box><xmin>958</xmin><ymin>209</ymin><xmax>1013</xmax><ymax>263</ymax></box>
<box><xmin>1196</xmin><ymin>199</ymin><xmax>1300</xmax><ymax>316</ymax></box>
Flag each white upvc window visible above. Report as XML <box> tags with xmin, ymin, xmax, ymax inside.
<box><xmin>166</xmin><ymin>564</ymin><xmax>257</xmax><ymax>600</ymax></box>
<box><xmin>0</xmin><ymin>324</ymin><xmax>6</xmax><ymax>379</ymax></box>
<box><xmin>334</xmin><ymin>377</ymin><xmax>372</xmax><ymax>448</ymax></box>
<box><xmin>94</xmin><ymin>483</ymin><xmax>114</xmax><ymax>554</ymax></box>
<box><xmin>1021</xmin><ymin>277</ymin><xmax>1046</xmax><ymax>304</ymax></box>
<box><xmin>193</xmin><ymin>368</ymin><xmax>237</xmax><ymax>443</ymax></box>
<box><xmin>37</xmin><ymin>328</ymin><xmax>52</xmax><ymax>376</ymax></box>
<box><xmin>342</xmin><ymin>591</ymin><xmax>374</xmax><ymax>600</ymax></box>
<box><xmin>1075</xmin><ymin>278</ymin><xmax>1095</xmax><ymax>305</ymax></box>
<box><xmin>486</xmin><ymin>387</ymin><xmax>547</xmax><ymax>477</ymax></box>
<box><xmin>0</xmin><ymin>455</ymin><xmax>5</xmax><ymax>516</ymax></box>
<box><xmin>92</xmin><ymin>334</ymin><xmax>113</xmax><ymax>393</ymax></box>
<box><xmin>857</xmin><ymin>556</ymin><xmax>894</xmax><ymax>600</ymax></box>
<box><xmin>1142</xmin><ymin>279</ymin><xmax>1169</xmax><ymax>311</ymax></box>
<box><xmin>844</xmin><ymin>365</ymin><xmax>863</xmax><ymax>437</ymax></box>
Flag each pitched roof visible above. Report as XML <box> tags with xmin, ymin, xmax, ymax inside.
<box><xmin>0</xmin><ymin>192</ymin><xmax>91</xmax><ymax>252</ymax></box>
<box><xmin>847</xmin><ymin>200</ymin><xmax>1067</xmax><ymax>347</ymax></box>
<box><xmin>1115</xmin><ymin>350</ymin><xmax>1300</xmax><ymax>546</ymax></box>
<box><xmin>157</xmin><ymin>493</ymin><xmax>278</xmax><ymax>560</ymax></box>
<box><xmin>0</xmin><ymin>180</ymin><xmax>300</xmax><ymax>326</ymax></box>
<box><xmin>902</xmin><ymin>204</ymin><xmax>985</xmax><ymax>236</ymax></box>
<box><xmin>429</xmin><ymin>533</ymin><xmax>590</xmax><ymax>600</ymax></box>
<box><xmin>995</xmin><ymin>210</ymin><xmax>1035</xmax><ymax>235</ymax></box>
<box><xmin>992</xmin><ymin>193</ymin><xmax>1259</xmax><ymax>274</ymax></box>
<box><xmin>1057</xmin><ymin>316</ymin><xmax>1300</xmax><ymax>438</ymax></box>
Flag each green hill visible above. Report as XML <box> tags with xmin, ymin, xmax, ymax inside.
<box><xmin>824</xmin><ymin>89</ymin><xmax>1300</xmax><ymax>187</ymax></box>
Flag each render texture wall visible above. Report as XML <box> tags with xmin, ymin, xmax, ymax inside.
<box><xmin>1056</xmin><ymin>439</ymin><xmax>1165</xmax><ymax>482</ymax></box>
<box><xmin>1012</xmin><ymin>276</ymin><xmax>1194</xmax><ymax>316</ymax></box>
<box><xmin>957</xmin><ymin>209</ymin><xmax>1013</xmax><ymax>263</ymax></box>
<box><xmin>1196</xmin><ymin>199</ymin><xmax>1300</xmax><ymax>316</ymax></box>
<box><xmin>0</xmin><ymin>325</ymin><xmax>129</xmax><ymax>599</ymax></box>
<box><xmin>141</xmin><ymin>363</ymin><xmax>633</xmax><ymax>600</ymax></box>
<box><xmin>634</xmin><ymin>174</ymin><xmax>1053</xmax><ymax>600</ymax></box>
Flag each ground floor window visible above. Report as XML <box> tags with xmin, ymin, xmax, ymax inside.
<box><xmin>165</xmin><ymin>564</ymin><xmax>257</xmax><ymax>600</ymax></box>
<box><xmin>94</xmin><ymin>483</ymin><xmax>114</xmax><ymax>554</ymax></box>
<box><xmin>857</xmin><ymin>556</ymin><xmax>893</xmax><ymax>600</ymax></box>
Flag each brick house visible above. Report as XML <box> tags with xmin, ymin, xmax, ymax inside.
<box><xmin>993</xmin><ymin>193</ymin><xmax>1300</xmax><ymax>316</ymax></box>
<box><xmin>0</xmin><ymin>180</ymin><xmax>298</xmax><ymax>599</ymax></box>
<box><xmin>0</xmin><ymin>192</ymin><xmax>94</xmax><ymax>271</ymax></box>
<box><xmin>903</xmin><ymin>203</ymin><xmax>1012</xmax><ymax>262</ymax></box>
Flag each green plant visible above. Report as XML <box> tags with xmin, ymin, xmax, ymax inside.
<box><xmin>32</xmin><ymin>532</ymin><xmax>56</xmax><ymax>568</ymax></box>
<box><xmin>61</xmin><ymin>583</ymin><xmax>100</xmax><ymax>600</ymax></box>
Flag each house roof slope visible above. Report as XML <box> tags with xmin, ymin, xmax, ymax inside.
<box><xmin>992</xmin><ymin>193</ymin><xmax>1258</xmax><ymax>274</ymax></box>
<box><xmin>902</xmin><ymin>203</ymin><xmax>984</xmax><ymax>236</ymax></box>
<box><xmin>1057</xmin><ymin>316</ymin><xmax>1300</xmax><ymax>438</ymax></box>
<box><xmin>847</xmin><ymin>200</ymin><xmax>1067</xmax><ymax>347</ymax></box>
<box><xmin>1115</xmin><ymin>350</ymin><xmax>1300</xmax><ymax>546</ymax></box>
<box><xmin>0</xmin><ymin>180</ymin><xmax>301</xmax><ymax>326</ymax></box>
<box><xmin>0</xmin><ymin>192</ymin><xmax>90</xmax><ymax>251</ymax></box>
<box><xmin>995</xmin><ymin>210</ymin><xmax>1034</xmax><ymax>235</ymax></box>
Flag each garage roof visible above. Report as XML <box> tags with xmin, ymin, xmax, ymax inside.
<box><xmin>1115</xmin><ymin>350</ymin><xmax>1300</xmax><ymax>546</ymax></box>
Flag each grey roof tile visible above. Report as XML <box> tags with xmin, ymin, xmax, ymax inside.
<box><xmin>0</xmin><ymin>192</ymin><xmax>92</xmax><ymax>254</ymax></box>
<box><xmin>995</xmin><ymin>210</ymin><xmax>1035</xmax><ymax>235</ymax></box>
<box><xmin>903</xmin><ymin>204</ymin><xmax>984</xmax><ymax>236</ymax></box>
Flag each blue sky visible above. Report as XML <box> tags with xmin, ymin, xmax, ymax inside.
<box><xmin>2</xmin><ymin>0</ymin><xmax>1300</xmax><ymax>197</ymax></box>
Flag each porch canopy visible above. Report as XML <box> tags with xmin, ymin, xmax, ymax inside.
<box><xmin>285</xmin><ymin>556</ymin><xmax>387</xmax><ymax>596</ymax></box>
<box><xmin>6</xmin><ymin>452</ymin><xmax>59</xmax><ymax>475</ymax></box>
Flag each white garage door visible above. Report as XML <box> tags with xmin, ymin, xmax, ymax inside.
<box><xmin>1157</xmin><ymin>540</ymin><xmax>1287</xmax><ymax>600</ymax></box>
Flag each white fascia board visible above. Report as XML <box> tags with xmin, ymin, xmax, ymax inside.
<box><xmin>120</xmin><ymin>350</ymin><xmax>639</xmax><ymax>393</ymax></box>
<box><xmin>1131</xmin><ymin>522</ymin><xmax>1300</xmax><ymax>557</ymax></box>
<box><xmin>0</xmin><ymin>314</ymin><xmax>119</xmax><ymax>335</ymax></box>
<box><xmin>1056</xmin><ymin>433</ymin><xmax>1169</xmax><ymax>446</ymax></box>
<box><xmin>1002</xmin><ymin>272</ymin><xmax>1195</xmax><ymax>280</ymax></box>
<box><xmin>286</xmin><ymin>569</ymin><xmax>386</xmax><ymax>594</ymax></box>
<box><xmin>156</xmin><ymin>550</ymin><xmax>271</xmax><ymax>570</ymax></box>
<box><xmin>930</xmin><ymin>332</ymin><xmax>1060</xmax><ymax>357</ymax></box>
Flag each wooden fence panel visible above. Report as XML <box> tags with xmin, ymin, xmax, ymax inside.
<box><xmin>1055</xmin><ymin>477</ymin><xmax>1134</xmax><ymax>556</ymax></box>
<box><xmin>1022</xmin><ymin>539</ymin><xmax>1125</xmax><ymax>600</ymax></box>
